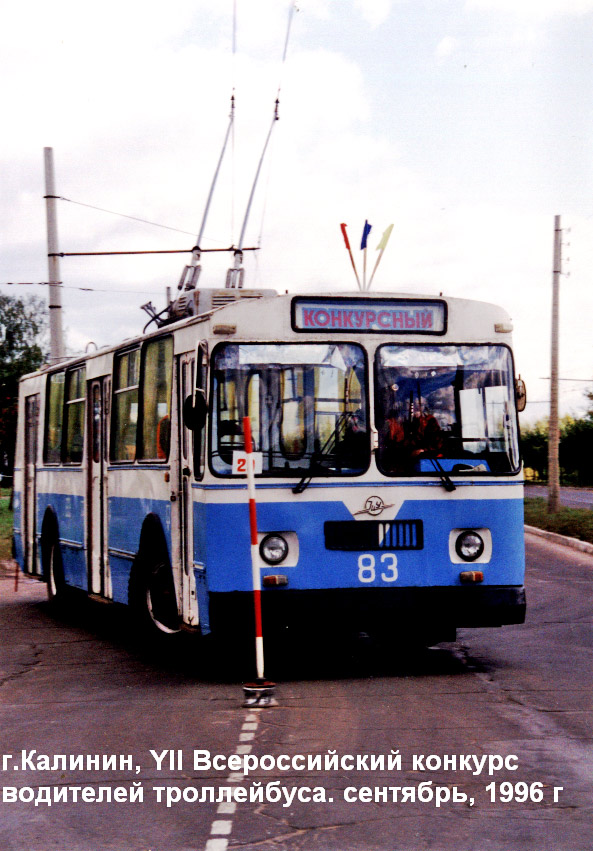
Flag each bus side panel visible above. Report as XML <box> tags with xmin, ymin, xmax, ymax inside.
<box><xmin>37</xmin><ymin>491</ymin><xmax>86</xmax><ymax>589</ymax></box>
<box><xmin>12</xmin><ymin>486</ymin><xmax>23</xmax><ymax>566</ymax></box>
<box><xmin>107</xmin><ymin>495</ymin><xmax>172</xmax><ymax>604</ymax></box>
<box><xmin>202</xmin><ymin>495</ymin><xmax>525</xmax><ymax>592</ymax></box>
<box><xmin>192</xmin><ymin>501</ymin><xmax>210</xmax><ymax>633</ymax></box>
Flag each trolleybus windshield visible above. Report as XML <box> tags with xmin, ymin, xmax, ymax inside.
<box><xmin>211</xmin><ymin>342</ymin><xmax>369</xmax><ymax>477</ymax></box>
<box><xmin>375</xmin><ymin>344</ymin><xmax>520</xmax><ymax>476</ymax></box>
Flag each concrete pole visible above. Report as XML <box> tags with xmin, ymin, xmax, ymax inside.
<box><xmin>548</xmin><ymin>215</ymin><xmax>562</xmax><ymax>513</ymax></box>
<box><xmin>44</xmin><ymin>147</ymin><xmax>65</xmax><ymax>363</ymax></box>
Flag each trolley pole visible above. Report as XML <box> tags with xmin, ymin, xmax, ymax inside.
<box><xmin>44</xmin><ymin>147</ymin><xmax>65</xmax><ymax>363</ymax></box>
<box><xmin>241</xmin><ymin>417</ymin><xmax>276</xmax><ymax>708</ymax></box>
<box><xmin>548</xmin><ymin>215</ymin><xmax>562</xmax><ymax>514</ymax></box>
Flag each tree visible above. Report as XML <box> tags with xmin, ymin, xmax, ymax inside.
<box><xmin>520</xmin><ymin>419</ymin><xmax>549</xmax><ymax>481</ymax></box>
<box><xmin>0</xmin><ymin>294</ymin><xmax>47</xmax><ymax>478</ymax></box>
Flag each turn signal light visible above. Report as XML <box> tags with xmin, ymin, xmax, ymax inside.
<box><xmin>262</xmin><ymin>574</ymin><xmax>288</xmax><ymax>587</ymax></box>
<box><xmin>459</xmin><ymin>570</ymin><xmax>484</xmax><ymax>583</ymax></box>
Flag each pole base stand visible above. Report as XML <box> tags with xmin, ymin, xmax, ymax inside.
<box><xmin>242</xmin><ymin>680</ymin><xmax>277</xmax><ymax>708</ymax></box>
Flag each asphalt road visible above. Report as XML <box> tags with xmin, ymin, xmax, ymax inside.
<box><xmin>525</xmin><ymin>484</ymin><xmax>593</xmax><ymax>510</ymax></box>
<box><xmin>0</xmin><ymin>534</ymin><xmax>591</xmax><ymax>851</ymax></box>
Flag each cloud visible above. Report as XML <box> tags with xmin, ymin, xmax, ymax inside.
<box><xmin>436</xmin><ymin>36</ymin><xmax>458</xmax><ymax>59</ymax></box>
<box><xmin>466</xmin><ymin>0</ymin><xmax>593</xmax><ymax>18</ymax></box>
<box><xmin>353</xmin><ymin>0</ymin><xmax>393</xmax><ymax>29</ymax></box>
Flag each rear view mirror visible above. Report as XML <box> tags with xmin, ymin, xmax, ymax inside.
<box><xmin>183</xmin><ymin>392</ymin><xmax>207</xmax><ymax>430</ymax></box>
<box><xmin>515</xmin><ymin>376</ymin><xmax>527</xmax><ymax>412</ymax></box>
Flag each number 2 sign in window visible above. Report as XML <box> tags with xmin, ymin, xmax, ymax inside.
<box><xmin>232</xmin><ymin>451</ymin><xmax>263</xmax><ymax>475</ymax></box>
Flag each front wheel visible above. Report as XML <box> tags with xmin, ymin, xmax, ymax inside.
<box><xmin>128</xmin><ymin>554</ymin><xmax>181</xmax><ymax>641</ymax></box>
<box><xmin>44</xmin><ymin>534</ymin><xmax>67</xmax><ymax>608</ymax></box>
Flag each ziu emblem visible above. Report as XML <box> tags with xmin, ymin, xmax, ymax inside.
<box><xmin>354</xmin><ymin>496</ymin><xmax>394</xmax><ymax>517</ymax></box>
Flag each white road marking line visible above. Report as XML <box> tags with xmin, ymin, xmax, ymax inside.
<box><xmin>210</xmin><ymin>820</ymin><xmax>233</xmax><ymax>835</ymax></box>
<box><xmin>205</xmin><ymin>839</ymin><xmax>228</xmax><ymax>851</ymax></box>
<box><xmin>203</xmin><ymin>711</ymin><xmax>261</xmax><ymax>851</ymax></box>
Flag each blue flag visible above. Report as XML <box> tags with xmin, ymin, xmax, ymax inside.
<box><xmin>361</xmin><ymin>220</ymin><xmax>372</xmax><ymax>249</ymax></box>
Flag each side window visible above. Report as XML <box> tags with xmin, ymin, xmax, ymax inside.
<box><xmin>139</xmin><ymin>337</ymin><xmax>173</xmax><ymax>461</ymax></box>
<box><xmin>111</xmin><ymin>349</ymin><xmax>140</xmax><ymax>461</ymax></box>
<box><xmin>194</xmin><ymin>346</ymin><xmax>208</xmax><ymax>479</ymax></box>
<box><xmin>64</xmin><ymin>366</ymin><xmax>86</xmax><ymax>464</ymax></box>
<box><xmin>44</xmin><ymin>372</ymin><xmax>65</xmax><ymax>464</ymax></box>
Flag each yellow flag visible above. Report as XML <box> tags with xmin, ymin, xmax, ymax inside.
<box><xmin>376</xmin><ymin>223</ymin><xmax>394</xmax><ymax>251</ymax></box>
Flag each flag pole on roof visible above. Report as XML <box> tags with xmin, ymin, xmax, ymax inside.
<box><xmin>340</xmin><ymin>223</ymin><xmax>362</xmax><ymax>290</ymax></box>
<box><xmin>360</xmin><ymin>220</ymin><xmax>372</xmax><ymax>289</ymax></box>
<box><xmin>367</xmin><ymin>223</ymin><xmax>394</xmax><ymax>290</ymax></box>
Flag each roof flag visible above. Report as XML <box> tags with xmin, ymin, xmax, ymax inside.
<box><xmin>340</xmin><ymin>223</ymin><xmax>362</xmax><ymax>290</ymax></box>
<box><xmin>360</xmin><ymin>220</ymin><xmax>372</xmax><ymax>250</ymax></box>
<box><xmin>368</xmin><ymin>223</ymin><xmax>394</xmax><ymax>289</ymax></box>
<box><xmin>376</xmin><ymin>223</ymin><xmax>394</xmax><ymax>252</ymax></box>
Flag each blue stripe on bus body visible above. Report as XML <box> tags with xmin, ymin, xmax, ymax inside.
<box><xmin>108</xmin><ymin>496</ymin><xmax>172</xmax><ymax>553</ymax></box>
<box><xmin>197</xmin><ymin>497</ymin><xmax>525</xmax><ymax>593</ymax></box>
<box><xmin>36</xmin><ymin>492</ymin><xmax>86</xmax><ymax>589</ymax></box>
<box><xmin>108</xmin><ymin>496</ymin><xmax>172</xmax><ymax>605</ymax></box>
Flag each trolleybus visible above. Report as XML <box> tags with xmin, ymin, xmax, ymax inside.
<box><xmin>12</xmin><ymin>288</ymin><xmax>526</xmax><ymax>646</ymax></box>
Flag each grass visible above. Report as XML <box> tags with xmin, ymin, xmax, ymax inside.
<box><xmin>524</xmin><ymin>497</ymin><xmax>593</xmax><ymax>545</ymax></box>
<box><xmin>0</xmin><ymin>488</ymin><xmax>13</xmax><ymax>561</ymax></box>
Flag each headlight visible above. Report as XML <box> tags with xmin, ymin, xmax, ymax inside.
<box><xmin>259</xmin><ymin>534</ymin><xmax>289</xmax><ymax>565</ymax></box>
<box><xmin>455</xmin><ymin>530</ymin><xmax>484</xmax><ymax>562</ymax></box>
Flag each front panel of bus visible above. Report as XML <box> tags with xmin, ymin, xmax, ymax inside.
<box><xmin>198</xmin><ymin>296</ymin><xmax>525</xmax><ymax>641</ymax></box>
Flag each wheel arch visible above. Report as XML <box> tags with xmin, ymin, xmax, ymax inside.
<box><xmin>128</xmin><ymin>512</ymin><xmax>180</xmax><ymax>635</ymax></box>
<box><xmin>136</xmin><ymin>512</ymin><xmax>171</xmax><ymax>568</ymax></box>
<box><xmin>40</xmin><ymin>506</ymin><xmax>60</xmax><ymax>580</ymax></box>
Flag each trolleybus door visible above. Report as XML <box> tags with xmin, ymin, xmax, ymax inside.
<box><xmin>87</xmin><ymin>377</ymin><xmax>111</xmax><ymax>597</ymax></box>
<box><xmin>23</xmin><ymin>394</ymin><xmax>40</xmax><ymax>575</ymax></box>
<box><xmin>176</xmin><ymin>353</ymin><xmax>199</xmax><ymax>625</ymax></box>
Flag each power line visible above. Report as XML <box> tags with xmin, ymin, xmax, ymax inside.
<box><xmin>48</xmin><ymin>246</ymin><xmax>258</xmax><ymax>258</ymax></box>
<box><xmin>48</xmin><ymin>195</ymin><xmax>198</xmax><ymax>237</ymax></box>
<box><xmin>0</xmin><ymin>281</ymin><xmax>160</xmax><ymax>295</ymax></box>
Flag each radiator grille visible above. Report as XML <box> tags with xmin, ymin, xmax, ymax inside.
<box><xmin>324</xmin><ymin>520</ymin><xmax>423</xmax><ymax>551</ymax></box>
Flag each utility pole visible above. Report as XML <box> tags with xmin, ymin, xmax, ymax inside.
<box><xmin>44</xmin><ymin>147</ymin><xmax>65</xmax><ymax>363</ymax></box>
<box><xmin>548</xmin><ymin>214</ymin><xmax>562</xmax><ymax>514</ymax></box>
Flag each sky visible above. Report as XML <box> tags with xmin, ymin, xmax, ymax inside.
<box><xmin>2</xmin><ymin>0</ymin><xmax>593</xmax><ymax>423</ymax></box>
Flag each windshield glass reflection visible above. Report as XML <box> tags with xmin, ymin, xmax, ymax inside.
<box><xmin>375</xmin><ymin>344</ymin><xmax>520</xmax><ymax>476</ymax></box>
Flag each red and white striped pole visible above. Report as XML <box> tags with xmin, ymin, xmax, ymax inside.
<box><xmin>243</xmin><ymin>416</ymin><xmax>265</xmax><ymax>681</ymax></box>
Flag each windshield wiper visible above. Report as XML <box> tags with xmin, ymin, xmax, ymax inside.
<box><xmin>292</xmin><ymin>452</ymin><xmax>323</xmax><ymax>495</ymax></box>
<box><xmin>426</xmin><ymin>452</ymin><xmax>456</xmax><ymax>492</ymax></box>
<box><xmin>292</xmin><ymin>411</ymin><xmax>354</xmax><ymax>494</ymax></box>
<box><xmin>411</xmin><ymin>377</ymin><xmax>456</xmax><ymax>492</ymax></box>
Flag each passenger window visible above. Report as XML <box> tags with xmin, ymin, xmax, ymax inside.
<box><xmin>139</xmin><ymin>337</ymin><xmax>173</xmax><ymax>461</ymax></box>
<box><xmin>44</xmin><ymin>372</ymin><xmax>65</xmax><ymax>464</ymax></box>
<box><xmin>64</xmin><ymin>367</ymin><xmax>86</xmax><ymax>464</ymax></box>
<box><xmin>111</xmin><ymin>349</ymin><xmax>140</xmax><ymax>461</ymax></box>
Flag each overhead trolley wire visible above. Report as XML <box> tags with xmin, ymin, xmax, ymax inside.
<box><xmin>44</xmin><ymin>195</ymin><xmax>198</xmax><ymax>237</ymax></box>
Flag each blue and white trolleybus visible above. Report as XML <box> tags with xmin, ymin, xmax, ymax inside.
<box><xmin>12</xmin><ymin>288</ymin><xmax>526</xmax><ymax>646</ymax></box>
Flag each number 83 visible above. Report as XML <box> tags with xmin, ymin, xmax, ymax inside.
<box><xmin>357</xmin><ymin>553</ymin><xmax>398</xmax><ymax>583</ymax></box>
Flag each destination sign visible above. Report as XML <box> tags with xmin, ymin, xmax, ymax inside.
<box><xmin>291</xmin><ymin>297</ymin><xmax>446</xmax><ymax>335</ymax></box>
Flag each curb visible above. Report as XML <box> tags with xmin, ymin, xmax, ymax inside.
<box><xmin>524</xmin><ymin>524</ymin><xmax>593</xmax><ymax>556</ymax></box>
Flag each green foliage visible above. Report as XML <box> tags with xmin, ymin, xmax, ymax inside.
<box><xmin>0</xmin><ymin>490</ymin><xmax>13</xmax><ymax>561</ymax></box>
<box><xmin>524</xmin><ymin>497</ymin><xmax>593</xmax><ymax>545</ymax></box>
<box><xmin>521</xmin><ymin>413</ymin><xmax>593</xmax><ymax>486</ymax></box>
<box><xmin>559</xmin><ymin>417</ymin><xmax>593</xmax><ymax>486</ymax></box>
<box><xmin>520</xmin><ymin>419</ymin><xmax>548</xmax><ymax>481</ymax></box>
<box><xmin>0</xmin><ymin>294</ymin><xmax>47</xmax><ymax>474</ymax></box>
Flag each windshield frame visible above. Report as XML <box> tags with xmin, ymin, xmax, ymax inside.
<box><xmin>209</xmin><ymin>341</ymin><xmax>371</xmax><ymax>479</ymax></box>
<box><xmin>374</xmin><ymin>342</ymin><xmax>522</xmax><ymax>478</ymax></box>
